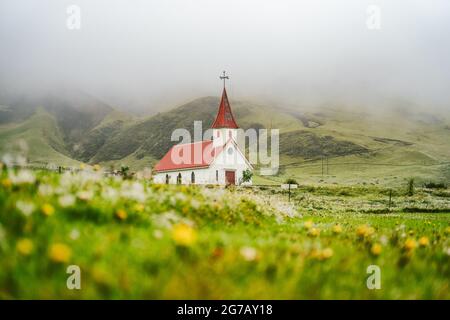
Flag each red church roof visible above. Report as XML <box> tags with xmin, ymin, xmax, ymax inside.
<box><xmin>211</xmin><ymin>88</ymin><xmax>239</xmax><ymax>129</ymax></box>
<box><xmin>154</xmin><ymin>140</ymin><xmax>225</xmax><ymax>172</ymax></box>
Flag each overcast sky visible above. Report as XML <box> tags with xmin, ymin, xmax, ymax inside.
<box><xmin>0</xmin><ymin>0</ymin><xmax>449</xmax><ymax>113</ymax></box>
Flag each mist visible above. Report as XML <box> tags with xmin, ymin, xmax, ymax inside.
<box><xmin>1</xmin><ymin>0</ymin><xmax>449</xmax><ymax>114</ymax></box>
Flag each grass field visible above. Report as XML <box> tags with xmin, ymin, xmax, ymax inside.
<box><xmin>1</xmin><ymin>167</ymin><xmax>449</xmax><ymax>299</ymax></box>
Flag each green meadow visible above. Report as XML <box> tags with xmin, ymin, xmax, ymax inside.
<box><xmin>0</xmin><ymin>167</ymin><xmax>449</xmax><ymax>299</ymax></box>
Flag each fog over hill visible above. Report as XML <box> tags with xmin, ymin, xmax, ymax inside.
<box><xmin>1</xmin><ymin>0</ymin><xmax>450</xmax><ymax>114</ymax></box>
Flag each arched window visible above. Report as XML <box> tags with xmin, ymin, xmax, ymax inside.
<box><xmin>177</xmin><ymin>173</ymin><xmax>182</xmax><ymax>184</ymax></box>
<box><xmin>191</xmin><ymin>171</ymin><xmax>195</xmax><ymax>183</ymax></box>
<box><xmin>216</xmin><ymin>170</ymin><xmax>219</xmax><ymax>182</ymax></box>
<box><xmin>165</xmin><ymin>174</ymin><xmax>169</xmax><ymax>184</ymax></box>
<box><xmin>229</xmin><ymin>130</ymin><xmax>232</xmax><ymax>138</ymax></box>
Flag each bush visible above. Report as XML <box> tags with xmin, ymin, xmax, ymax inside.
<box><xmin>423</xmin><ymin>181</ymin><xmax>447</xmax><ymax>189</ymax></box>
<box><xmin>285</xmin><ymin>178</ymin><xmax>298</xmax><ymax>185</ymax></box>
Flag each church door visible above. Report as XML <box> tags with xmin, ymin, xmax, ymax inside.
<box><xmin>225</xmin><ymin>170</ymin><xmax>235</xmax><ymax>185</ymax></box>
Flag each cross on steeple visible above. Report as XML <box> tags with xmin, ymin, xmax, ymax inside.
<box><xmin>220</xmin><ymin>70</ymin><xmax>229</xmax><ymax>88</ymax></box>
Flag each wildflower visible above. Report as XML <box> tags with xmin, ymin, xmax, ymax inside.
<box><xmin>308</xmin><ymin>227</ymin><xmax>320</xmax><ymax>237</ymax></box>
<box><xmin>69</xmin><ymin>229</ymin><xmax>80</xmax><ymax>240</ymax></box>
<box><xmin>371</xmin><ymin>243</ymin><xmax>382</xmax><ymax>256</ymax></box>
<box><xmin>41</xmin><ymin>203</ymin><xmax>55</xmax><ymax>216</ymax></box>
<box><xmin>403</xmin><ymin>238</ymin><xmax>417</xmax><ymax>251</ymax></box>
<box><xmin>153</xmin><ymin>229</ymin><xmax>163</xmax><ymax>239</ymax></box>
<box><xmin>17</xmin><ymin>238</ymin><xmax>33</xmax><ymax>256</ymax></box>
<box><xmin>133</xmin><ymin>203</ymin><xmax>145</xmax><ymax>213</ymax></box>
<box><xmin>49</xmin><ymin>243</ymin><xmax>72</xmax><ymax>263</ymax></box>
<box><xmin>38</xmin><ymin>184</ymin><xmax>54</xmax><ymax>196</ymax></box>
<box><xmin>303</xmin><ymin>220</ymin><xmax>314</xmax><ymax>229</ymax></box>
<box><xmin>8</xmin><ymin>170</ymin><xmax>36</xmax><ymax>185</ymax></box>
<box><xmin>77</xmin><ymin>190</ymin><xmax>93</xmax><ymax>201</ymax></box>
<box><xmin>58</xmin><ymin>194</ymin><xmax>75</xmax><ymax>208</ymax></box>
<box><xmin>320</xmin><ymin>248</ymin><xmax>334</xmax><ymax>260</ymax></box>
<box><xmin>445</xmin><ymin>226</ymin><xmax>450</xmax><ymax>235</ymax></box>
<box><xmin>1</xmin><ymin>178</ymin><xmax>12</xmax><ymax>188</ymax></box>
<box><xmin>16</xmin><ymin>200</ymin><xmax>35</xmax><ymax>216</ymax></box>
<box><xmin>172</xmin><ymin>223</ymin><xmax>197</xmax><ymax>246</ymax></box>
<box><xmin>115</xmin><ymin>209</ymin><xmax>128</xmax><ymax>221</ymax></box>
<box><xmin>356</xmin><ymin>225</ymin><xmax>375</xmax><ymax>238</ymax></box>
<box><xmin>418</xmin><ymin>236</ymin><xmax>429</xmax><ymax>247</ymax></box>
<box><xmin>332</xmin><ymin>224</ymin><xmax>342</xmax><ymax>234</ymax></box>
<box><xmin>240</xmin><ymin>246</ymin><xmax>258</xmax><ymax>261</ymax></box>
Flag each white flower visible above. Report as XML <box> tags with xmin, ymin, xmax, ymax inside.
<box><xmin>77</xmin><ymin>190</ymin><xmax>94</xmax><ymax>201</ymax></box>
<box><xmin>15</xmin><ymin>200</ymin><xmax>35</xmax><ymax>216</ymax></box>
<box><xmin>153</xmin><ymin>230</ymin><xmax>164</xmax><ymax>239</ymax></box>
<box><xmin>38</xmin><ymin>184</ymin><xmax>54</xmax><ymax>196</ymax></box>
<box><xmin>240</xmin><ymin>246</ymin><xmax>258</xmax><ymax>261</ymax></box>
<box><xmin>121</xmin><ymin>182</ymin><xmax>146</xmax><ymax>202</ymax></box>
<box><xmin>69</xmin><ymin>229</ymin><xmax>80</xmax><ymax>240</ymax></box>
<box><xmin>58</xmin><ymin>194</ymin><xmax>76</xmax><ymax>207</ymax></box>
<box><xmin>8</xmin><ymin>170</ymin><xmax>36</xmax><ymax>185</ymax></box>
<box><xmin>444</xmin><ymin>247</ymin><xmax>450</xmax><ymax>257</ymax></box>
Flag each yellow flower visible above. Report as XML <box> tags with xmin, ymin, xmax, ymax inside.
<box><xmin>404</xmin><ymin>238</ymin><xmax>417</xmax><ymax>251</ymax></box>
<box><xmin>308</xmin><ymin>227</ymin><xmax>320</xmax><ymax>237</ymax></box>
<box><xmin>371</xmin><ymin>243</ymin><xmax>382</xmax><ymax>256</ymax></box>
<box><xmin>1</xmin><ymin>178</ymin><xmax>12</xmax><ymax>188</ymax></box>
<box><xmin>41</xmin><ymin>203</ymin><xmax>55</xmax><ymax>216</ymax></box>
<box><xmin>332</xmin><ymin>224</ymin><xmax>343</xmax><ymax>234</ymax></box>
<box><xmin>172</xmin><ymin>223</ymin><xmax>197</xmax><ymax>246</ymax></box>
<box><xmin>445</xmin><ymin>226</ymin><xmax>450</xmax><ymax>235</ymax></box>
<box><xmin>418</xmin><ymin>236</ymin><xmax>429</xmax><ymax>247</ymax></box>
<box><xmin>310</xmin><ymin>248</ymin><xmax>333</xmax><ymax>261</ymax></box>
<box><xmin>115</xmin><ymin>209</ymin><xmax>128</xmax><ymax>220</ymax></box>
<box><xmin>356</xmin><ymin>225</ymin><xmax>375</xmax><ymax>238</ymax></box>
<box><xmin>320</xmin><ymin>248</ymin><xmax>334</xmax><ymax>260</ymax></box>
<box><xmin>17</xmin><ymin>238</ymin><xmax>33</xmax><ymax>256</ymax></box>
<box><xmin>303</xmin><ymin>220</ymin><xmax>314</xmax><ymax>229</ymax></box>
<box><xmin>133</xmin><ymin>203</ymin><xmax>145</xmax><ymax>213</ymax></box>
<box><xmin>49</xmin><ymin>243</ymin><xmax>72</xmax><ymax>263</ymax></box>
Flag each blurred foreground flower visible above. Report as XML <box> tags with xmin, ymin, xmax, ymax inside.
<box><xmin>240</xmin><ymin>246</ymin><xmax>258</xmax><ymax>261</ymax></box>
<box><xmin>172</xmin><ymin>223</ymin><xmax>197</xmax><ymax>246</ymax></box>
<box><xmin>332</xmin><ymin>224</ymin><xmax>342</xmax><ymax>234</ymax></box>
<box><xmin>308</xmin><ymin>227</ymin><xmax>320</xmax><ymax>237</ymax></box>
<box><xmin>17</xmin><ymin>238</ymin><xmax>33</xmax><ymax>256</ymax></box>
<box><xmin>1</xmin><ymin>178</ymin><xmax>12</xmax><ymax>188</ymax></box>
<box><xmin>303</xmin><ymin>220</ymin><xmax>314</xmax><ymax>229</ymax></box>
<box><xmin>58</xmin><ymin>194</ymin><xmax>75</xmax><ymax>208</ymax></box>
<box><xmin>9</xmin><ymin>170</ymin><xmax>35</xmax><ymax>185</ymax></box>
<box><xmin>418</xmin><ymin>236</ymin><xmax>429</xmax><ymax>247</ymax></box>
<box><xmin>41</xmin><ymin>203</ymin><xmax>55</xmax><ymax>216</ymax></box>
<box><xmin>115</xmin><ymin>209</ymin><xmax>128</xmax><ymax>221</ymax></box>
<box><xmin>310</xmin><ymin>247</ymin><xmax>333</xmax><ymax>261</ymax></box>
<box><xmin>356</xmin><ymin>225</ymin><xmax>375</xmax><ymax>238</ymax></box>
<box><xmin>49</xmin><ymin>243</ymin><xmax>72</xmax><ymax>263</ymax></box>
<box><xmin>403</xmin><ymin>238</ymin><xmax>417</xmax><ymax>252</ymax></box>
<box><xmin>370</xmin><ymin>243</ymin><xmax>382</xmax><ymax>256</ymax></box>
<box><xmin>16</xmin><ymin>200</ymin><xmax>35</xmax><ymax>216</ymax></box>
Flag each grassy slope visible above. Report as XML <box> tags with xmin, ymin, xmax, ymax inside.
<box><xmin>0</xmin><ymin>108</ymin><xmax>80</xmax><ymax>167</ymax></box>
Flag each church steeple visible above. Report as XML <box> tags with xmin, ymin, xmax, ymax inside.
<box><xmin>212</xmin><ymin>71</ymin><xmax>238</xmax><ymax>146</ymax></box>
<box><xmin>211</xmin><ymin>71</ymin><xmax>239</xmax><ymax>129</ymax></box>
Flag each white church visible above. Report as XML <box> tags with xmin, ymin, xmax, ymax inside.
<box><xmin>153</xmin><ymin>73</ymin><xmax>253</xmax><ymax>185</ymax></box>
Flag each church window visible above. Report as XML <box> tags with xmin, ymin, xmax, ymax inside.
<box><xmin>191</xmin><ymin>172</ymin><xmax>195</xmax><ymax>183</ymax></box>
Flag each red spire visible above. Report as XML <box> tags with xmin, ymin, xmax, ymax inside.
<box><xmin>211</xmin><ymin>88</ymin><xmax>239</xmax><ymax>129</ymax></box>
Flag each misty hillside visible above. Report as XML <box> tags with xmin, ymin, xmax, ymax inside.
<box><xmin>1</xmin><ymin>93</ymin><xmax>450</xmax><ymax>185</ymax></box>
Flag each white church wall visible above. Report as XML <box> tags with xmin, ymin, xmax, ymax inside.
<box><xmin>153</xmin><ymin>139</ymin><xmax>252</xmax><ymax>185</ymax></box>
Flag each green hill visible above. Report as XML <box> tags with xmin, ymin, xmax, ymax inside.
<box><xmin>1</xmin><ymin>93</ymin><xmax>449</xmax><ymax>186</ymax></box>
